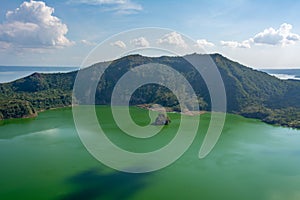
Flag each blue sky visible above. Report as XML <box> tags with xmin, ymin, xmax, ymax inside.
<box><xmin>1</xmin><ymin>0</ymin><xmax>300</xmax><ymax>68</ymax></box>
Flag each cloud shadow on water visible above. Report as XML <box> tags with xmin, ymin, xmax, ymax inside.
<box><xmin>59</xmin><ymin>168</ymin><xmax>149</xmax><ymax>200</ymax></box>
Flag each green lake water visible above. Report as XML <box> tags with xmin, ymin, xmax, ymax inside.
<box><xmin>0</xmin><ymin>106</ymin><xmax>300</xmax><ymax>200</ymax></box>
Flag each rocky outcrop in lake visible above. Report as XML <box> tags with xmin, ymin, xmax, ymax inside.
<box><xmin>152</xmin><ymin>113</ymin><xmax>171</xmax><ymax>125</ymax></box>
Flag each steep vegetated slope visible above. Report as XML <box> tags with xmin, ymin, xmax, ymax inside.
<box><xmin>0</xmin><ymin>54</ymin><xmax>299</xmax><ymax>128</ymax></box>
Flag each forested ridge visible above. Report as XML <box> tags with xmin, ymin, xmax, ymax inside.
<box><xmin>1</xmin><ymin>53</ymin><xmax>299</xmax><ymax>128</ymax></box>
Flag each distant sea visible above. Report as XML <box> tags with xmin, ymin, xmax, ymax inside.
<box><xmin>261</xmin><ymin>69</ymin><xmax>300</xmax><ymax>80</ymax></box>
<box><xmin>0</xmin><ymin>66</ymin><xmax>79</xmax><ymax>83</ymax></box>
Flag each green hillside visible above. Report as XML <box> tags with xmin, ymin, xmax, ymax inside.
<box><xmin>0</xmin><ymin>54</ymin><xmax>299</xmax><ymax>128</ymax></box>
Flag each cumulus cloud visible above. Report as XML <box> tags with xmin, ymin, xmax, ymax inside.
<box><xmin>0</xmin><ymin>41</ymin><xmax>11</xmax><ymax>50</ymax></box>
<box><xmin>0</xmin><ymin>0</ymin><xmax>73</xmax><ymax>49</ymax></box>
<box><xmin>130</xmin><ymin>37</ymin><xmax>149</xmax><ymax>47</ymax></box>
<box><xmin>287</xmin><ymin>34</ymin><xmax>300</xmax><ymax>41</ymax></box>
<box><xmin>253</xmin><ymin>23</ymin><xmax>300</xmax><ymax>46</ymax></box>
<box><xmin>195</xmin><ymin>39</ymin><xmax>215</xmax><ymax>48</ymax></box>
<box><xmin>221</xmin><ymin>23</ymin><xmax>300</xmax><ymax>48</ymax></box>
<box><xmin>221</xmin><ymin>40</ymin><xmax>251</xmax><ymax>48</ymax></box>
<box><xmin>158</xmin><ymin>32</ymin><xmax>187</xmax><ymax>48</ymax></box>
<box><xmin>110</xmin><ymin>40</ymin><xmax>126</xmax><ymax>49</ymax></box>
<box><xmin>80</xmin><ymin>39</ymin><xmax>97</xmax><ymax>46</ymax></box>
<box><xmin>69</xmin><ymin>0</ymin><xmax>142</xmax><ymax>14</ymax></box>
<box><xmin>253</xmin><ymin>27</ymin><xmax>283</xmax><ymax>45</ymax></box>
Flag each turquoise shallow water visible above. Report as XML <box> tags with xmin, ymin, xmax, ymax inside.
<box><xmin>0</xmin><ymin>106</ymin><xmax>300</xmax><ymax>200</ymax></box>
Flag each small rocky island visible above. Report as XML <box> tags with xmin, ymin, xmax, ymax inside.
<box><xmin>152</xmin><ymin>113</ymin><xmax>171</xmax><ymax>125</ymax></box>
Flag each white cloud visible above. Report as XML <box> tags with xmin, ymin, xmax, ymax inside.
<box><xmin>130</xmin><ymin>37</ymin><xmax>149</xmax><ymax>47</ymax></box>
<box><xmin>195</xmin><ymin>39</ymin><xmax>215</xmax><ymax>48</ymax></box>
<box><xmin>220</xmin><ymin>23</ymin><xmax>300</xmax><ymax>49</ymax></box>
<box><xmin>158</xmin><ymin>32</ymin><xmax>187</xmax><ymax>48</ymax></box>
<box><xmin>221</xmin><ymin>39</ymin><xmax>251</xmax><ymax>48</ymax></box>
<box><xmin>253</xmin><ymin>23</ymin><xmax>300</xmax><ymax>46</ymax></box>
<box><xmin>0</xmin><ymin>41</ymin><xmax>11</xmax><ymax>50</ymax></box>
<box><xmin>80</xmin><ymin>39</ymin><xmax>97</xmax><ymax>46</ymax></box>
<box><xmin>253</xmin><ymin>27</ymin><xmax>283</xmax><ymax>45</ymax></box>
<box><xmin>69</xmin><ymin>0</ymin><xmax>142</xmax><ymax>14</ymax></box>
<box><xmin>287</xmin><ymin>33</ymin><xmax>300</xmax><ymax>41</ymax></box>
<box><xmin>0</xmin><ymin>1</ymin><xmax>73</xmax><ymax>49</ymax></box>
<box><xmin>220</xmin><ymin>41</ymin><xmax>237</xmax><ymax>48</ymax></box>
<box><xmin>110</xmin><ymin>40</ymin><xmax>126</xmax><ymax>49</ymax></box>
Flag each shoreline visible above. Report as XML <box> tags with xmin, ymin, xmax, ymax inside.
<box><xmin>1</xmin><ymin>104</ymin><xmax>299</xmax><ymax>129</ymax></box>
<box><xmin>136</xmin><ymin>104</ymin><xmax>206</xmax><ymax>116</ymax></box>
<box><xmin>0</xmin><ymin>105</ymin><xmax>73</xmax><ymax>122</ymax></box>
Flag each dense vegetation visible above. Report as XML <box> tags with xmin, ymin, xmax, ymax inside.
<box><xmin>0</xmin><ymin>72</ymin><xmax>74</xmax><ymax>119</ymax></box>
<box><xmin>0</xmin><ymin>100</ymin><xmax>37</xmax><ymax>120</ymax></box>
<box><xmin>0</xmin><ymin>53</ymin><xmax>300</xmax><ymax>128</ymax></box>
